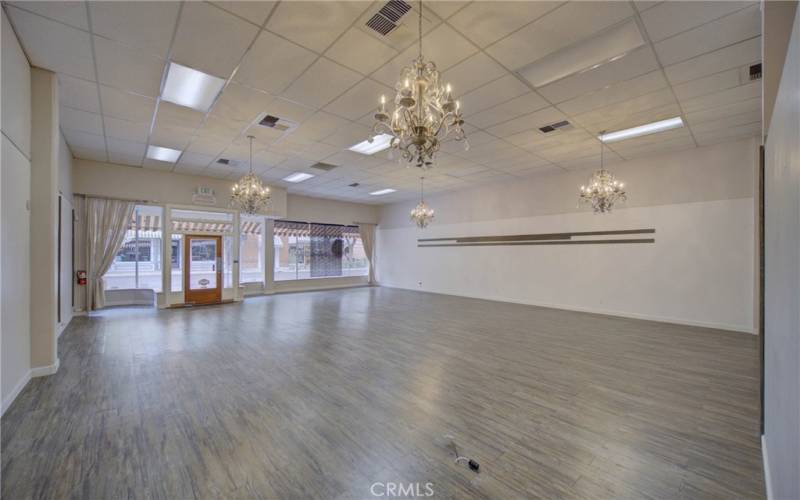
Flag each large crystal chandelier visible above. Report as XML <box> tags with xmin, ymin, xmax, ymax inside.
<box><xmin>372</xmin><ymin>0</ymin><xmax>467</xmax><ymax>168</ymax></box>
<box><xmin>579</xmin><ymin>134</ymin><xmax>626</xmax><ymax>213</ymax></box>
<box><xmin>231</xmin><ymin>135</ymin><xmax>270</xmax><ymax>215</ymax></box>
<box><xmin>410</xmin><ymin>177</ymin><xmax>435</xmax><ymax>228</ymax></box>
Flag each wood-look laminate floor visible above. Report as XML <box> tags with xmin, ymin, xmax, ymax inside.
<box><xmin>2</xmin><ymin>287</ymin><xmax>764</xmax><ymax>499</ymax></box>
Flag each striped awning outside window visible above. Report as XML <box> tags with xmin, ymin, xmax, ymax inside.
<box><xmin>127</xmin><ymin>214</ymin><xmax>161</xmax><ymax>231</ymax></box>
<box><xmin>171</xmin><ymin>220</ymin><xmax>234</xmax><ymax>234</ymax></box>
<box><xmin>274</xmin><ymin>221</ymin><xmax>360</xmax><ymax>238</ymax></box>
<box><xmin>240</xmin><ymin>220</ymin><xmax>262</xmax><ymax>235</ymax></box>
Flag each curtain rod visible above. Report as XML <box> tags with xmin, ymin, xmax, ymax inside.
<box><xmin>74</xmin><ymin>192</ymin><xmax>154</xmax><ymax>204</ymax></box>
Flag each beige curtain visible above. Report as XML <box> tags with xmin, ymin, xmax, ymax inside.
<box><xmin>85</xmin><ymin>198</ymin><xmax>135</xmax><ymax>310</ymax></box>
<box><xmin>358</xmin><ymin>223</ymin><xmax>377</xmax><ymax>285</ymax></box>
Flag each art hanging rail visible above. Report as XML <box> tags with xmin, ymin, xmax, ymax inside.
<box><xmin>417</xmin><ymin>229</ymin><xmax>655</xmax><ymax>247</ymax></box>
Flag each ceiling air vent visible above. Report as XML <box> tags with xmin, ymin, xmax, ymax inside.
<box><xmin>217</xmin><ymin>158</ymin><xmax>230</xmax><ymax>165</ymax></box>
<box><xmin>366</xmin><ymin>0</ymin><xmax>411</xmax><ymax>36</ymax></box>
<box><xmin>257</xmin><ymin>114</ymin><xmax>297</xmax><ymax>133</ymax></box>
<box><xmin>348</xmin><ymin>182</ymin><xmax>360</xmax><ymax>187</ymax></box>
<box><xmin>217</xmin><ymin>158</ymin><xmax>247</xmax><ymax>168</ymax></box>
<box><xmin>310</xmin><ymin>162</ymin><xmax>338</xmax><ymax>172</ymax></box>
<box><xmin>749</xmin><ymin>63</ymin><xmax>762</xmax><ymax>81</ymax></box>
<box><xmin>538</xmin><ymin>120</ymin><xmax>573</xmax><ymax>134</ymax></box>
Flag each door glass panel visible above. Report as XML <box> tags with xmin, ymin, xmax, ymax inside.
<box><xmin>189</xmin><ymin>238</ymin><xmax>217</xmax><ymax>290</ymax></box>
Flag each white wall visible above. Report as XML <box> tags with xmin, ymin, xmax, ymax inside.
<box><xmin>378</xmin><ymin>138</ymin><xmax>757</xmax><ymax>333</ymax></box>
<box><xmin>763</xmin><ymin>8</ymin><xmax>800</xmax><ymax>500</ymax></box>
<box><xmin>1</xmin><ymin>8</ymin><xmax>32</xmax><ymax>412</ymax></box>
<box><xmin>58</xmin><ymin>134</ymin><xmax>73</xmax><ymax>335</ymax></box>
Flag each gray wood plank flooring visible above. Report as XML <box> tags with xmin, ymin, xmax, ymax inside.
<box><xmin>1</xmin><ymin>287</ymin><xmax>764</xmax><ymax>499</ymax></box>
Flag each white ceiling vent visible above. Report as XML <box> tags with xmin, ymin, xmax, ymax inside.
<box><xmin>365</xmin><ymin>0</ymin><xmax>412</xmax><ymax>36</ymax></box>
<box><xmin>538</xmin><ymin>120</ymin><xmax>573</xmax><ymax>134</ymax></box>
<box><xmin>257</xmin><ymin>114</ymin><xmax>297</xmax><ymax>133</ymax></box>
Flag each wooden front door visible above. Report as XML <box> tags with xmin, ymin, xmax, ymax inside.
<box><xmin>184</xmin><ymin>235</ymin><xmax>222</xmax><ymax>305</ymax></box>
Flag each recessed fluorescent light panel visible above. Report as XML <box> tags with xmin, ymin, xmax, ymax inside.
<box><xmin>369</xmin><ymin>188</ymin><xmax>396</xmax><ymax>196</ymax></box>
<box><xmin>146</xmin><ymin>145</ymin><xmax>182</xmax><ymax>163</ymax></box>
<box><xmin>161</xmin><ymin>62</ymin><xmax>226</xmax><ymax>112</ymax></box>
<box><xmin>600</xmin><ymin>117</ymin><xmax>684</xmax><ymax>143</ymax></box>
<box><xmin>349</xmin><ymin>133</ymin><xmax>393</xmax><ymax>155</ymax></box>
<box><xmin>283</xmin><ymin>172</ymin><xmax>315</xmax><ymax>183</ymax></box>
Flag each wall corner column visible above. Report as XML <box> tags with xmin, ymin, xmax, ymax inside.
<box><xmin>29</xmin><ymin>67</ymin><xmax>60</xmax><ymax>375</ymax></box>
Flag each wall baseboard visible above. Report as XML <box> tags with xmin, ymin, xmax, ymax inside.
<box><xmin>1</xmin><ymin>370</ymin><xmax>32</xmax><ymax>416</ymax></box>
<box><xmin>762</xmin><ymin>435</ymin><xmax>773</xmax><ymax>500</ymax></box>
<box><xmin>380</xmin><ymin>285</ymin><xmax>755</xmax><ymax>334</ymax></box>
<box><xmin>30</xmin><ymin>358</ymin><xmax>60</xmax><ymax>378</ymax></box>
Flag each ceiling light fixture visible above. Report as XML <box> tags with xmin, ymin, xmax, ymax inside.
<box><xmin>146</xmin><ymin>145</ymin><xmax>181</xmax><ymax>163</ymax></box>
<box><xmin>230</xmin><ymin>136</ymin><xmax>271</xmax><ymax>215</ymax></box>
<box><xmin>349</xmin><ymin>133</ymin><xmax>393</xmax><ymax>155</ymax></box>
<box><xmin>161</xmin><ymin>62</ymin><xmax>226</xmax><ymax>112</ymax></box>
<box><xmin>370</xmin><ymin>188</ymin><xmax>396</xmax><ymax>196</ymax></box>
<box><xmin>410</xmin><ymin>177</ymin><xmax>435</xmax><ymax>228</ymax></box>
<box><xmin>283</xmin><ymin>172</ymin><xmax>315</xmax><ymax>183</ymax></box>
<box><xmin>579</xmin><ymin>133</ymin><xmax>626</xmax><ymax>214</ymax></box>
<box><xmin>370</xmin><ymin>0</ymin><xmax>468</xmax><ymax>168</ymax></box>
<box><xmin>600</xmin><ymin>117</ymin><xmax>684</xmax><ymax>143</ymax></box>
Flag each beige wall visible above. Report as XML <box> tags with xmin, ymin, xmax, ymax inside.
<box><xmin>286</xmin><ymin>194</ymin><xmax>379</xmax><ymax>226</ymax></box>
<box><xmin>378</xmin><ymin>138</ymin><xmax>758</xmax><ymax>332</ymax></box>
<box><xmin>1</xmin><ymin>9</ymin><xmax>32</xmax><ymax>412</ymax></box>
<box><xmin>73</xmin><ymin>159</ymin><xmax>289</xmax><ymax>217</ymax></box>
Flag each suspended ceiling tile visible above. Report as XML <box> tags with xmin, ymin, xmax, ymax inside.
<box><xmin>557</xmin><ymin>70</ymin><xmax>668</xmax><ymax>116</ymax></box>
<box><xmin>171</xmin><ymin>1</ymin><xmax>258</xmax><ymax>78</ymax></box>
<box><xmin>654</xmin><ymin>5</ymin><xmax>760</xmax><ymax>66</ymax></box>
<box><xmin>103</xmin><ymin>116</ymin><xmax>150</xmax><ymax>143</ymax></box>
<box><xmin>460</xmin><ymin>74</ymin><xmax>530</xmax><ymax>114</ymax></box>
<box><xmin>209</xmin><ymin>1</ymin><xmax>277</xmax><ymax>27</ymax></box>
<box><xmin>186</xmin><ymin>135</ymin><xmax>232</xmax><ymax>157</ymax></box>
<box><xmin>60</xmin><ymin>106</ymin><xmax>103</xmax><ymax>135</ymax></box>
<box><xmin>485</xmin><ymin>1</ymin><xmax>634</xmax><ymax>70</ymax></box>
<box><xmin>93</xmin><ymin>36</ymin><xmax>164</xmax><ymax>98</ymax></box>
<box><xmin>466</xmin><ymin>92</ymin><xmax>549</xmax><ymax>129</ymax></box>
<box><xmin>693</xmin><ymin>121</ymin><xmax>760</xmax><ymax>146</ymax></box>
<box><xmin>211</xmin><ymin>82</ymin><xmax>275</xmax><ymax>123</ymax></box>
<box><xmin>425</xmin><ymin>1</ymin><xmax>469</xmax><ymax>20</ymax></box>
<box><xmin>448</xmin><ymin>1</ymin><xmax>563</xmax><ymax>49</ymax></box>
<box><xmin>672</xmin><ymin>68</ymin><xmax>743</xmax><ymax>101</ymax></box>
<box><xmin>281</xmin><ymin>58</ymin><xmax>362</xmax><ymax>109</ymax></box>
<box><xmin>70</xmin><ymin>146</ymin><xmax>108</xmax><ymax>163</ymax></box>
<box><xmin>266</xmin><ymin>1</ymin><xmax>370</xmax><ymax>53</ymax></box>
<box><xmin>291</xmin><ymin>111</ymin><xmax>351</xmax><ymax>143</ymax></box>
<box><xmin>99</xmin><ymin>85</ymin><xmax>156</xmax><ymax>123</ymax></box>
<box><xmin>442</xmin><ymin>52</ymin><xmax>507</xmax><ymax>95</ymax></box>
<box><xmin>155</xmin><ymin>101</ymin><xmax>206</xmax><ymax>130</ymax></box>
<box><xmin>105</xmin><ymin>136</ymin><xmax>146</xmax><ymax>158</ymax></box>
<box><xmin>486</xmin><ymin>107</ymin><xmax>567</xmax><ymax>138</ymax></box>
<box><xmin>62</xmin><ymin>128</ymin><xmax>106</xmax><ymax>151</ymax></box>
<box><xmin>89</xmin><ymin>1</ymin><xmax>180</xmax><ymax>59</ymax></box>
<box><xmin>235</xmin><ymin>30</ymin><xmax>317</xmax><ymax>95</ymax></box>
<box><xmin>59</xmin><ymin>74</ymin><xmax>101</xmax><ymax>114</ymax></box>
<box><xmin>680</xmin><ymin>80</ymin><xmax>760</xmax><ymax>114</ymax></box>
<box><xmin>641</xmin><ymin>1</ymin><xmax>754</xmax><ymax>42</ymax></box>
<box><xmin>663</xmin><ymin>36</ymin><xmax>760</xmax><ymax>85</ymax></box>
<box><xmin>684</xmin><ymin>96</ymin><xmax>760</xmax><ymax>124</ymax></box>
<box><xmin>323</xmin><ymin>78</ymin><xmax>392</xmax><ymax>121</ymax></box>
<box><xmin>6</xmin><ymin>6</ymin><xmax>95</xmax><ymax>80</ymax></box>
<box><xmin>688</xmin><ymin>109</ymin><xmax>761</xmax><ymax>134</ymax></box>
<box><xmin>7</xmin><ymin>1</ymin><xmax>88</xmax><ymax>30</ymax></box>
<box><xmin>325</xmin><ymin>27</ymin><xmax>399</xmax><ymax>75</ymax></box>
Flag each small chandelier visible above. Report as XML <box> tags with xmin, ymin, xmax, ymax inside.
<box><xmin>410</xmin><ymin>177</ymin><xmax>435</xmax><ymax>228</ymax></box>
<box><xmin>231</xmin><ymin>135</ymin><xmax>270</xmax><ymax>215</ymax></box>
<box><xmin>372</xmin><ymin>0</ymin><xmax>467</xmax><ymax>169</ymax></box>
<box><xmin>579</xmin><ymin>134</ymin><xmax>626</xmax><ymax>213</ymax></box>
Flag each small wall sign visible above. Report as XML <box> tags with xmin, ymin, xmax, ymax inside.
<box><xmin>192</xmin><ymin>186</ymin><xmax>216</xmax><ymax>206</ymax></box>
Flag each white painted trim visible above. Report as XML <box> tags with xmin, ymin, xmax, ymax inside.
<box><xmin>380</xmin><ymin>285</ymin><xmax>755</xmax><ymax>334</ymax></box>
<box><xmin>57</xmin><ymin>316</ymin><xmax>74</xmax><ymax>338</ymax></box>
<box><xmin>30</xmin><ymin>358</ymin><xmax>60</xmax><ymax>377</ymax></box>
<box><xmin>1</xmin><ymin>370</ymin><xmax>31</xmax><ymax>416</ymax></box>
<box><xmin>762</xmin><ymin>435</ymin><xmax>773</xmax><ymax>500</ymax></box>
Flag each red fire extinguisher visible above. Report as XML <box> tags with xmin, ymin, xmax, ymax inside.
<box><xmin>76</xmin><ymin>270</ymin><xmax>87</xmax><ymax>285</ymax></box>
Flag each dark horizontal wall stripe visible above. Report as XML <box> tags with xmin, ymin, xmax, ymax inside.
<box><xmin>418</xmin><ymin>238</ymin><xmax>656</xmax><ymax>247</ymax></box>
<box><xmin>418</xmin><ymin>228</ymin><xmax>655</xmax><ymax>243</ymax></box>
